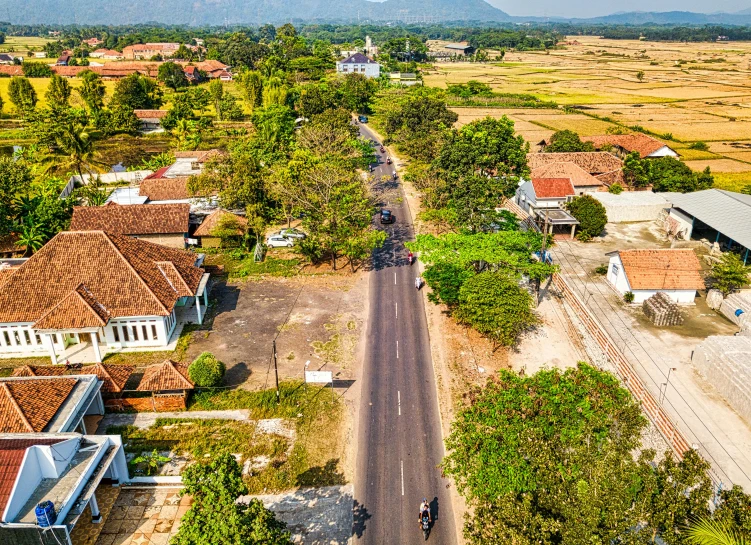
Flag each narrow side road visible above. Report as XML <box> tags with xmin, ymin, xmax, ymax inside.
<box><xmin>352</xmin><ymin>123</ymin><xmax>457</xmax><ymax>544</ymax></box>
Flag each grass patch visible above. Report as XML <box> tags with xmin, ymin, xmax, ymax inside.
<box><xmin>188</xmin><ymin>381</ymin><xmax>345</xmax><ymax>492</ymax></box>
<box><xmin>107</xmin><ymin>418</ymin><xmax>287</xmax><ymax>478</ymax></box>
<box><xmin>712</xmin><ymin>172</ymin><xmax>751</xmax><ymax>192</ymax></box>
<box><xmin>204</xmin><ymin>250</ymin><xmax>302</xmax><ymax>280</ymax></box>
<box><xmin>0</xmin><ymin>356</ymin><xmax>52</xmax><ymax>369</ymax></box>
<box><xmin>102</xmin><ymin>351</ymin><xmax>176</xmax><ymax>366</ymax></box>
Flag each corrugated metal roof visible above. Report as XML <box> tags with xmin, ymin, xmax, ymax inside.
<box><xmin>666</xmin><ymin>189</ymin><xmax>751</xmax><ymax>249</ymax></box>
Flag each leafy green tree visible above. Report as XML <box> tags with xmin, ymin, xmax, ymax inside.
<box><xmin>422</xmin><ymin>262</ymin><xmax>475</xmax><ymax>308</ymax></box>
<box><xmin>648</xmin><ymin>156</ymin><xmax>713</xmax><ymax>193</ymax></box>
<box><xmin>189</xmin><ymin>352</ymin><xmax>226</xmax><ymax>387</ymax></box>
<box><xmin>0</xmin><ymin>158</ymin><xmax>33</xmax><ymax>236</ymax></box>
<box><xmin>173</xmin><ymin>453</ymin><xmax>291</xmax><ymax>545</ymax></box>
<box><xmin>162</xmin><ymin>91</ymin><xmax>195</xmax><ymax>130</ymax></box>
<box><xmin>545</xmin><ymin>129</ymin><xmax>595</xmax><ymax>152</ymax></box>
<box><xmin>172</xmin><ymin>43</ymin><xmax>195</xmax><ymax>61</ymax></box>
<box><xmin>688</xmin><ymin>518</ymin><xmax>747</xmax><ymax>545</ymax></box>
<box><xmin>16</xmin><ymin>221</ymin><xmax>45</xmax><ymax>256</ymax></box>
<box><xmin>337</xmin><ymin>73</ymin><xmax>378</xmax><ymax>113</ymax></box>
<box><xmin>443</xmin><ymin>363</ymin><xmax>650</xmax><ymax>545</ymax></box>
<box><xmin>622</xmin><ymin>151</ymin><xmax>650</xmax><ymax>187</ymax></box>
<box><xmin>45</xmin><ymin>74</ymin><xmax>71</xmax><ymax>109</ymax></box>
<box><xmin>296</xmin><ymin>83</ymin><xmax>337</xmax><ymax>119</ymax></box>
<box><xmin>77</xmin><ymin>70</ymin><xmax>106</xmax><ymax>112</ymax></box>
<box><xmin>296</xmin><ymin>108</ymin><xmax>363</xmax><ymax>167</ymax></box>
<box><xmin>157</xmin><ymin>61</ymin><xmax>189</xmax><ymax>90</ymax></box>
<box><xmin>251</xmin><ymin>105</ymin><xmax>295</xmax><ymax>156</ymax></box>
<box><xmin>565</xmin><ymin>194</ymin><xmax>607</xmax><ymax>240</ymax></box>
<box><xmin>454</xmin><ymin>270</ymin><xmax>538</xmax><ymax>348</ymax></box>
<box><xmin>218</xmin><ymin>93</ymin><xmax>244</xmax><ymax>121</ymax></box>
<box><xmin>712</xmin><ymin>485</ymin><xmax>751</xmax><ymax>536</ymax></box>
<box><xmin>637</xmin><ymin>70</ymin><xmax>646</xmax><ymax>82</ymax></box>
<box><xmin>21</xmin><ymin>61</ymin><xmax>52</xmax><ymax>77</ymax></box>
<box><xmin>8</xmin><ymin>76</ymin><xmax>37</xmax><ymax>114</ymax></box>
<box><xmin>110</xmin><ymin>73</ymin><xmax>163</xmax><ymax>111</ymax></box>
<box><xmin>642</xmin><ymin>449</ymin><xmax>712</xmax><ymax>545</ymax></box>
<box><xmin>237</xmin><ymin>70</ymin><xmax>263</xmax><ymax>112</ymax></box>
<box><xmin>208</xmin><ymin>79</ymin><xmax>224</xmax><ymax>118</ymax></box>
<box><xmin>172</xmin><ymin>119</ymin><xmax>201</xmax><ymax>151</ymax></box>
<box><xmin>710</xmin><ymin>252</ymin><xmax>751</xmax><ymax>295</ymax></box>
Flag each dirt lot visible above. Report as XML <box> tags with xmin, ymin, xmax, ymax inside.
<box><xmin>428</xmin><ymin>36</ymin><xmax>751</xmax><ymax>187</ymax></box>
<box><xmin>183</xmin><ymin>272</ymin><xmax>367</xmax><ymax>389</ymax></box>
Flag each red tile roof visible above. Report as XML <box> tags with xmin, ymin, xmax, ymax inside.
<box><xmin>618</xmin><ymin>249</ymin><xmax>705</xmax><ymax>291</ymax></box>
<box><xmin>11</xmin><ymin>363</ymin><xmax>133</xmax><ymax>393</ymax></box>
<box><xmin>172</xmin><ymin>149</ymin><xmax>224</xmax><ymax>163</ymax></box>
<box><xmin>33</xmin><ymin>284</ymin><xmax>111</xmax><ymax>331</ymax></box>
<box><xmin>531</xmin><ymin>178</ymin><xmax>576</xmax><ymax>199</ymax></box>
<box><xmin>0</xmin><ymin>378</ymin><xmax>77</xmax><ymax>433</ymax></box>
<box><xmin>194</xmin><ymin>210</ymin><xmax>248</xmax><ymax>237</ymax></box>
<box><xmin>0</xmin><ymin>231</ymin><xmax>204</xmax><ymax>325</ymax></box>
<box><xmin>145</xmin><ymin>166</ymin><xmax>170</xmax><ymax>180</ymax></box>
<box><xmin>527</xmin><ymin>152</ymin><xmax>622</xmax><ymax>174</ymax></box>
<box><xmin>70</xmin><ymin>203</ymin><xmax>190</xmax><ymax>235</ymax></box>
<box><xmin>531</xmin><ymin>162</ymin><xmax>606</xmax><ymax>189</ymax></box>
<box><xmin>137</xmin><ymin>360</ymin><xmax>193</xmax><ymax>391</ymax></box>
<box><xmin>582</xmin><ymin>134</ymin><xmax>673</xmax><ymax>159</ymax></box>
<box><xmin>134</xmin><ymin>109</ymin><xmax>168</xmax><ymax>120</ymax></box>
<box><xmin>0</xmin><ymin>438</ymin><xmax>63</xmax><ymax>517</ymax></box>
<box><xmin>11</xmin><ymin>365</ymin><xmax>69</xmax><ymax>378</ymax></box>
<box><xmin>139</xmin><ymin>178</ymin><xmax>192</xmax><ymax>201</ymax></box>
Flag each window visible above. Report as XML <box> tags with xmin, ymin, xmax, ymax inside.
<box><xmin>611</xmin><ymin>264</ymin><xmax>620</xmax><ymax>277</ymax></box>
<box><xmin>113</xmin><ymin>326</ymin><xmax>120</xmax><ymax>342</ymax></box>
<box><xmin>151</xmin><ymin>324</ymin><xmax>158</xmax><ymax>339</ymax></box>
<box><xmin>13</xmin><ymin>331</ymin><xmax>20</xmax><ymax>345</ymax></box>
<box><xmin>3</xmin><ymin>331</ymin><xmax>9</xmax><ymax>346</ymax></box>
<box><xmin>132</xmin><ymin>326</ymin><xmax>139</xmax><ymax>341</ymax></box>
<box><xmin>35</xmin><ymin>334</ymin><xmax>41</xmax><ymax>345</ymax></box>
<box><xmin>23</xmin><ymin>331</ymin><xmax>31</xmax><ymax>345</ymax></box>
<box><xmin>143</xmin><ymin>325</ymin><xmax>149</xmax><ymax>340</ymax></box>
<box><xmin>122</xmin><ymin>326</ymin><xmax>130</xmax><ymax>342</ymax></box>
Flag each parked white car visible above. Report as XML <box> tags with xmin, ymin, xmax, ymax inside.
<box><xmin>278</xmin><ymin>228</ymin><xmax>306</xmax><ymax>240</ymax></box>
<box><xmin>266</xmin><ymin>234</ymin><xmax>294</xmax><ymax>248</ymax></box>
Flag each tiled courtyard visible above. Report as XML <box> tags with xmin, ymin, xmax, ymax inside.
<box><xmin>70</xmin><ymin>486</ymin><xmax>191</xmax><ymax>545</ymax></box>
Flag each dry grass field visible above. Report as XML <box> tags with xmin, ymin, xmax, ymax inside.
<box><xmin>430</xmin><ymin>36</ymin><xmax>751</xmax><ymax>190</ymax></box>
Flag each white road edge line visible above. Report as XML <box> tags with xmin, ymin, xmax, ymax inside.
<box><xmin>396</xmin><ymin>340</ymin><xmax>399</xmax><ymax>359</ymax></box>
<box><xmin>395</xmin><ymin>302</ymin><xmax>398</xmax><ymax>319</ymax></box>
<box><xmin>398</xmin><ymin>390</ymin><xmax>401</xmax><ymax>416</ymax></box>
<box><xmin>401</xmin><ymin>460</ymin><xmax>405</xmax><ymax>496</ymax></box>
<box><xmin>394</xmin><ymin>272</ymin><xmax>397</xmax><ymax>284</ymax></box>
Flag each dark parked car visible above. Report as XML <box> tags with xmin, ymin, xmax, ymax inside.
<box><xmin>380</xmin><ymin>209</ymin><xmax>395</xmax><ymax>224</ymax></box>
<box><xmin>358</xmin><ymin>115</ymin><xmax>368</xmax><ymax>123</ymax></box>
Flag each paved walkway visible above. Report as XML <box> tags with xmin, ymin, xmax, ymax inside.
<box><xmin>552</xmin><ymin>242</ymin><xmax>751</xmax><ymax>491</ymax></box>
<box><xmin>243</xmin><ymin>485</ymin><xmax>354</xmax><ymax>545</ymax></box>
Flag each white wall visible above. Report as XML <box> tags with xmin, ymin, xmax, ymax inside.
<box><xmin>103</xmin><ymin>316</ymin><xmax>170</xmax><ymax>348</ymax></box>
<box><xmin>607</xmin><ymin>255</ymin><xmax>632</xmax><ymax>294</ymax></box>
<box><xmin>3</xmin><ymin>448</ymin><xmax>42</xmax><ymax>522</ymax></box>
<box><xmin>607</xmin><ymin>254</ymin><xmax>696</xmax><ymax>303</ymax></box>
<box><xmin>336</xmin><ymin>62</ymin><xmax>380</xmax><ymax>78</ymax></box>
<box><xmin>648</xmin><ymin>145</ymin><xmax>679</xmax><ymax>158</ymax></box>
<box><xmin>668</xmin><ymin>208</ymin><xmax>693</xmax><ymax>239</ymax></box>
<box><xmin>630</xmin><ymin>289</ymin><xmax>697</xmax><ymax>304</ymax></box>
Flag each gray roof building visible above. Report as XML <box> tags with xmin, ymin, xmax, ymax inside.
<box><xmin>665</xmin><ymin>189</ymin><xmax>751</xmax><ymax>261</ymax></box>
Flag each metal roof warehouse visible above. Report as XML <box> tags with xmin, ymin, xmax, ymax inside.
<box><xmin>665</xmin><ymin>189</ymin><xmax>751</xmax><ymax>263</ymax></box>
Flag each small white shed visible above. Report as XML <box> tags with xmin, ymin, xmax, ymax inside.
<box><xmin>606</xmin><ymin>249</ymin><xmax>705</xmax><ymax>304</ymax></box>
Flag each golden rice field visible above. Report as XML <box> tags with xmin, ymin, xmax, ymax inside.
<box><xmin>431</xmin><ymin>36</ymin><xmax>751</xmax><ymax>190</ymax></box>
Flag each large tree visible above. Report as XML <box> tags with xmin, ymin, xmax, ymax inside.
<box><xmin>77</xmin><ymin>70</ymin><xmax>106</xmax><ymax>113</ymax></box>
<box><xmin>443</xmin><ymin>363</ymin><xmax>651</xmax><ymax>545</ymax></box>
<box><xmin>647</xmin><ymin>156</ymin><xmax>714</xmax><ymax>193</ymax></box>
<box><xmin>710</xmin><ymin>252</ymin><xmax>751</xmax><ymax>295</ymax></box>
<box><xmin>110</xmin><ymin>73</ymin><xmax>163</xmax><ymax>111</ymax></box>
<box><xmin>545</xmin><ymin>129</ymin><xmax>595</xmax><ymax>152</ymax></box>
<box><xmin>565</xmin><ymin>194</ymin><xmax>608</xmax><ymax>240</ymax></box>
<box><xmin>8</xmin><ymin>76</ymin><xmax>37</xmax><ymax>114</ymax></box>
<box><xmin>157</xmin><ymin>61</ymin><xmax>189</xmax><ymax>90</ymax></box>
<box><xmin>45</xmin><ymin>74</ymin><xmax>72</xmax><ymax>109</ymax></box>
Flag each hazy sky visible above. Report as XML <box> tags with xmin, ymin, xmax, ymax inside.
<box><xmin>488</xmin><ymin>0</ymin><xmax>751</xmax><ymax>18</ymax></box>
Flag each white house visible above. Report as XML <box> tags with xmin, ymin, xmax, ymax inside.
<box><xmin>582</xmin><ymin>134</ymin><xmax>679</xmax><ymax>159</ymax></box>
<box><xmin>0</xmin><ymin>231</ymin><xmax>209</xmax><ymax>363</ymax></box>
<box><xmin>606</xmin><ymin>249</ymin><xmax>705</xmax><ymax>304</ymax></box>
<box><xmin>336</xmin><ymin>53</ymin><xmax>380</xmax><ymax>78</ymax></box>
<box><xmin>515</xmin><ymin>177</ymin><xmax>576</xmax><ymax>215</ymax></box>
<box><xmin>0</xmin><ymin>433</ymin><xmax>128</xmax><ymax>544</ymax></box>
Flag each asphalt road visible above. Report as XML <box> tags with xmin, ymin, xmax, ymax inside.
<box><xmin>353</xmin><ymin>123</ymin><xmax>457</xmax><ymax>545</ymax></box>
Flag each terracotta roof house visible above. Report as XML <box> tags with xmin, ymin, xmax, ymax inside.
<box><xmin>89</xmin><ymin>48</ymin><xmax>123</xmax><ymax>59</ymax></box>
<box><xmin>530</xmin><ymin>162</ymin><xmax>606</xmax><ymax>192</ymax></box>
<box><xmin>137</xmin><ymin>360</ymin><xmax>193</xmax><ymax>393</ymax></box>
<box><xmin>514</xmin><ymin>178</ymin><xmax>580</xmax><ymax>239</ymax></box>
<box><xmin>527</xmin><ymin>152</ymin><xmax>623</xmax><ymax>175</ymax></box>
<box><xmin>11</xmin><ymin>363</ymin><xmax>134</xmax><ymax>394</ymax></box>
<box><xmin>0</xmin><ymin>231</ymin><xmax>210</xmax><ymax>364</ymax></box>
<box><xmin>581</xmin><ymin>134</ymin><xmax>679</xmax><ymax>159</ymax></box>
<box><xmin>82</xmin><ymin>37</ymin><xmax>103</xmax><ymax>47</ymax></box>
<box><xmin>194</xmin><ymin>210</ymin><xmax>248</xmax><ymax>247</ymax></box>
<box><xmin>70</xmin><ymin>203</ymin><xmax>190</xmax><ymax>248</ymax></box>
<box><xmin>0</xmin><ymin>433</ymin><xmax>128</xmax><ymax>539</ymax></box>
<box><xmin>0</xmin><ymin>375</ymin><xmax>103</xmax><ymax>434</ymax></box>
<box><xmin>606</xmin><ymin>249</ymin><xmax>705</xmax><ymax>304</ymax></box>
<box><xmin>138</xmin><ymin>177</ymin><xmax>192</xmax><ymax>202</ymax></box>
<box><xmin>336</xmin><ymin>53</ymin><xmax>380</xmax><ymax>78</ymax></box>
<box><xmin>133</xmin><ymin>109</ymin><xmax>168</xmax><ymax>132</ymax></box>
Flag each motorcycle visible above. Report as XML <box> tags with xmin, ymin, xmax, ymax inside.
<box><xmin>421</xmin><ymin>514</ymin><xmax>430</xmax><ymax>540</ymax></box>
<box><xmin>379</xmin><ymin>146</ymin><xmax>385</xmax><ymax>153</ymax></box>
<box><xmin>387</xmin><ymin>157</ymin><xmax>392</xmax><ymax>165</ymax></box>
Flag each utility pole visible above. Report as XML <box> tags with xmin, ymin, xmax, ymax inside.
<box><xmin>272</xmin><ymin>339</ymin><xmax>280</xmax><ymax>403</ymax></box>
<box><xmin>537</xmin><ymin>209</ymin><xmax>549</xmax><ymax>305</ymax></box>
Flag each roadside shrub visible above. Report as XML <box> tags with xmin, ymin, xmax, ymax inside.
<box><xmin>189</xmin><ymin>352</ymin><xmax>226</xmax><ymax>387</ymax></box>
<box><xmin>565</xmin><ymin>195</ymin><xmax>607</xmax><ymax>240</ymax></box>
<box><xmin>624</xmin><ymin>291</ymin><xmax>635</xmax><ymax>303</ymax></box>
<box><xmin>689</xmin><ymin>141</ymin><xmax>709</xmax><ymax>151</ymax></box>
<box><xmin>594</xmin><ymin>264</ymin><xmax>609</xmax><ymax>275</ymax></box>
<box><xmin>608</xmin><ymin>183</ymin><xmax>623</xmax><ymax>194</ymax></box>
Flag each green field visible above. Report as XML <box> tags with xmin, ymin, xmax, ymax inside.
<box><xmin>0</xmin><ymin>36</ymin><xmax>51</xmax><ymax>54</ymax></box>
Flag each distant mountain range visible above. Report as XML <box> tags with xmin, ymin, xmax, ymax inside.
<box><xmin>2</xmin><ymin>0</ymin><xmax>751</xmax><ymax>27</ymax></box>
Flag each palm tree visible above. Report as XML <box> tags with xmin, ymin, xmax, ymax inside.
<box><xmin>39</xmin><ymin>120</ymin><xmax>108</xmax><ymax>181</ymax></box>
<box><xmin>172</xmin><ymin>120</ymin><xmax>201</xmax><ymax>151</ymax></box>
<box><xmin>15</xmin><ymin>222</ymin><xmax>45</xmax><ymax>256</ymax></box>
<box><xmin>688</xmin><ymin>518</ymin><xmax>747</xmax><ymax>545</ymax></box>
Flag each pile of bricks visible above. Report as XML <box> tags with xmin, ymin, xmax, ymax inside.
<box><xmin>643</xmin><ymin>292</ymin><xmax>684</xmax><ymax>326</ymax></box>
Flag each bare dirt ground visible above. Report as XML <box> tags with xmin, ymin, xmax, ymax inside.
<box><xmin>184</xmin><ymin>272</ymin><xmax>367</xmax><ymax>390</ymax></box>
